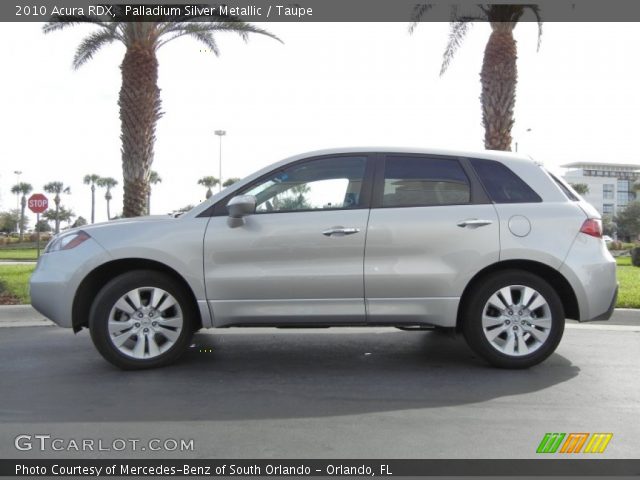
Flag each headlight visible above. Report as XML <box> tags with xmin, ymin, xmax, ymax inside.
<box><xmin>45</xmin><ymin>230</ymin><xmax>91</xmax><ymax>253</ymax></box>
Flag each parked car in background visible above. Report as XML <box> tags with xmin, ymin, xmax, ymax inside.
<box><xmin>603</xmin><ymin>235</ymin><xmax>613</xmax><ymax>244</ymax></box>
<box><xmin>30</xmin><ymin>148</ymin><xmax>618</xmax><ymax>370</ymax></box>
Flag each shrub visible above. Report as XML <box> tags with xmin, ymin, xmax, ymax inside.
<box><xmin>631</xmin><ymin>247</ymin><xmax>640</xmax><ymax>267</ymax></box>
<box><xmin>608</xmin><ymin>241</ymin><xmax>623</xmax><ymax>251</ymax></box>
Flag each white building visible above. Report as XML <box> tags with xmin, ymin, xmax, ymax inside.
<box><xmin>562</xmin><ymin>162</ymin><xmax>639</xmax><ymax>216</ymax></box>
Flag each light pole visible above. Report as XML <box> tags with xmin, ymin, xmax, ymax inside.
<box><xmin>514</xmin><ymin>128</ymin><xmax>532</xmax><ymax>153</ymax></box>
<box><xmin>13</xmin><ymin>170</ymin><xmax>22</xmax><ymax>209</ymax></box>
<box><xmin>214</xmin><ymin>130</ymin><xmax>226</xmax><ymax>192</ymax></box>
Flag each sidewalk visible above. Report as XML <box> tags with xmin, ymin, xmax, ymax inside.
<box><xmin>0</xmin><ymin>304</ymin><xmax>637</xmax><ymax>328</ymax></box>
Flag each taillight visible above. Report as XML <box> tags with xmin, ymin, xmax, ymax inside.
<box><xmin>580</xmin><ymin>219</ymin><xmax>602</xmax><ymax>238</ymax></box>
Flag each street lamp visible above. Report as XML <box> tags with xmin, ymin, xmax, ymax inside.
<box><xmin>514</xmin><ymin>128</ymin><xmax>532</xmax><ymax>153</ymax></box>
<box><xmin>214</xmin><ymin>130</ymin><xmax>226</xmax><ymax>192</ymax></box>
<box><xmin>13</xmin><ymin>170</ymin><xmax>22</xmax><ymax>209</ymax></box>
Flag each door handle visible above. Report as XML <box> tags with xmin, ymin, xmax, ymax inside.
<box><xmin>457</xmin><ymin>219</ymin><xmax>493</xmax><ymax>228</ymax></box>
<box><xmin>322</xmin><ymin>227</ymin><xmax>360</xmax><ymax>236</ymax></box>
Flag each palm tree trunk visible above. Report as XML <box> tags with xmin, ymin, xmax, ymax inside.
<box><xmin>147</xmin><ymin>191</ymin><xmax>151</xmax><ymax>215</ymax></box>
<box><xmin>91</xmin><ymin>184</ymin><xmax>96</xmax><ymax>224</ymax></box>
<box><xmin>106</xmin><ymin>195</ymin><xmax>112</xmax><ymax>220</ymax></box>
<box><xmin>480</xmin><ymin>22</ymin><xmax>517</xmax><ymax>151</ymax></box>
<box><xmin>119</xmin><ymin>40</ymin><xmax>162</xmax><ymax>217</ymax></box>
<box><xmin>54</xmin><ymin>196</ymin><xmax>61</xmax><ymax>234</ymax></box>
<box><xmin>19</xmin><ymin>196</ymin><xmax>26</xmax><ymax>242</ymax></box>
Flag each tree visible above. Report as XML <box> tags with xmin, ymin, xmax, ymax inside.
<box><xmin>72</xmin><ymin>216</ymin><xmax>88</xmax><ymax>228</ymax></box>
<box><xmin>410</xmin><ymin>5</ymin><xmax>542</xmax><ymax>151</ymax></box>
<box><xmin>83</xmin><ymin>174</ymin><xmax>101</xmax><ymax>224</ymax></box>
<box><xmin>43</xmin><ymin>206</ymin><xmax>76</xmax><ymax>231</ymax></box>
<box><xmin>147</xmin><ymin>170</ymin><xmax>162</xmax><ymax>215</ymax></box>
<box><xmin>223</xmin><ymin>177</ymin><xmax>241</xmax><ymax>187</ymax></box>
<box><xmin>35</xmin><ymin>219</ymin><xmax>52</xmax><ymax>233</ymax></box>
<box><xmin>570</xmin><ymin>183</ymin><xmax>590</xmax><ymax>195</ymax></box>
<box><xmin>198</xmin><ymin>176</ymin><xmax>220</xmax><ymax>199</ymax></box>
<box><xmin>44</xmin><ymin>181</ymin><xmax>72</xmax><ymax>234</ymax></box>
<box><xmin>44</xmin><ymin>15</ymin><xmax>280</xmax><ymax>218</ymax></box>
<box><xmin>602</xmin><ymin>215</ymin><xmax>616</xmax><ymax>237</ymax></box>
<box><xmin>97</xmin><ymin>176</ymin><xmax>118</xmax><ymax>220</ymax></box>
<box><xmin>614</xmin><ymin>201</ymin><xmax>640</xmax><ymax>242</ymax></box>
<box><xmin>273</xmin><ymin>184</ymin><xmax>311</xmax><ymax>210</ymax></box>
<box><xmin>0</xmin><ymin>210</ymin><xmax>21</xmax><ymax>234</ymax></box>
<box><xmin>10</xmin><ymin>182</ymin><xmax>33</xmax><ymax>241</ymax></box>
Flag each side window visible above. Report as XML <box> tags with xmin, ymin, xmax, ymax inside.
<box><xmin>241</xmin><ymin>156</ymin><xmax>367</xmax><ymax>213</ymax></box>
<box><xmin>382</xmin><ymin>156</ymin><xmax>471</xmax><ymax>207</ymax></box>
<box><xmin>470</xmin><ymin>158</ymin><xmax>542</xmax><ymax>204</ymax></box>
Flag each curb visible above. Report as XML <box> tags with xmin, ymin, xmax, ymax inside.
<box><xmin>0</xmin><ymin>304</ymin><xmax>637</xmax><ymax>327</ymax></box>
<box><xmin>0</xmin><ymin>305</ymin><xmax>53</xmax><ymax>327</ymax></box>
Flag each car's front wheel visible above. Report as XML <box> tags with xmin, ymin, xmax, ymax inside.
<box><xmin>89</xmin><ymin>270</ymin><xmax>196</xmax><ymax>370</ymax></box>
<box><xmin>462</xmin><ymin>270</ymin><xmax>565</xmax><ymax>369</ymax></box>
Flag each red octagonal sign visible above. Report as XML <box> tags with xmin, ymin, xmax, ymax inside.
<box><xmin>28</xmin><ymin>193</ymin><xmax>49</xmax><ymax>214</ymax></box>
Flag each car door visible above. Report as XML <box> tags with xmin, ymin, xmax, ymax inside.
<box><xmin>203</xmin><ymin>154</ymin><xmax>374</xmax><ymax>326</ymax></box>
<box><xmin>364</xmin><ymin>154</ymin><xmax>500</xmax><ymax>327</ymax></box>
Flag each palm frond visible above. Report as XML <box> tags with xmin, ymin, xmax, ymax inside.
<box><xmin>72</xmin><ymin>29</ymin><xmax>119</xmax><ymax>69</ymax></box>
<box><xmin>158</xmin><ymin>22</ymin><xmax>282</xmax><ymax>48</ymax></box>
<box><xmin>42</xmin><ymin>16</ymin><xmax>110</xmax><ymax>34</ymax></box>
<box><xmin>440</xmin><ymin>21</ymin><xmax>473</xmax><ymax>76</ymax></box>
<box><xmin>408</xmin><ymin>3</ymin><xmax>433</xmax><ymax>34</ymax></box>
<box><xmin>188</xmin><ymin>31</ymin><xmax>220</xmax><ymax>56</ymax></box>
<box><xmin>525</xmin><ymin>5</ymin><xmax>544</xmax><ymax>51</ymax></box>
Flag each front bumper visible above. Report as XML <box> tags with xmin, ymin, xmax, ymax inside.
<box><xmin>29</xmin><ymin>238</ymin><xmax>111</xmax><ymax>328</ymax></box>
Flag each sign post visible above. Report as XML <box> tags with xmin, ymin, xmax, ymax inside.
<box><xmin>28</xmin><ymin>193</ymin><xmax>48</xmax><ymax>258</ymax></box>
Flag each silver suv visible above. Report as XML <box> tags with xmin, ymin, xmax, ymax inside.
<box><xmin>30</xmin><ymin>148</ymin><xmax>618</xmax><ymax>370</ymax></box>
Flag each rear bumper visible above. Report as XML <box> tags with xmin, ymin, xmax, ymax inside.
<box><xmin>559</xmin><ymin>234</ymin><xmax>618</xmax><ymax>322</ymax></box>
<box><xmin>587</xmin><ymin>284</ymin><xmax>618</xmax><ymax>322</ymax></box>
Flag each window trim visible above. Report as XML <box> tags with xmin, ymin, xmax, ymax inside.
<box><xmin>370</xmin><ymin>154</ymin><xmax>489</xmax><ymax>209</ymax></box>
<box><xmin>199</xmin><ymin>153</ymin><xmax>376</xmax><ymax>217</ymax></box>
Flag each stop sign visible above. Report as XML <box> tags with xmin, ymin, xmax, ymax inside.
<box><xmin>28</xmin><ymin>193</ymin><xmax>49</xmax><ymax>214</ymax></box>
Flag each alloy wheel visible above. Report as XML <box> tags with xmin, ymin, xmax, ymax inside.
<box><xmin>481</xmin><ymin>285</ymin><xmax>552</xmax><ymax>357</ymax></box>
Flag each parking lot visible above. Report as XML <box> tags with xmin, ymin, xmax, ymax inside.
<box><xmin>0</xmin><ymin>319</ymin><xmax>639</xmax><ymax>459</ymax></box>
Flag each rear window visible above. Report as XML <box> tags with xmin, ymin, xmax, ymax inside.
<box><xmin>470</xmin><ymin>158</ymin><xmax>542</xmax><ymax>204</ymax></box>
<box><xmin>547</xmin><ymin>171</ymin><xmax>580</xmax><ymax>201</ymax></box>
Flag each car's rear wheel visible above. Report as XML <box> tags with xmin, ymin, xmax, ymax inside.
<box><xmin>462</xmin><ymin>270</ymin><xmax>564</xmax><ymax>369</ymax></box>
<box><xmin>89</xmin><ymin>270</ymin><xmax>195</xmax><ymax>370</ymax></box>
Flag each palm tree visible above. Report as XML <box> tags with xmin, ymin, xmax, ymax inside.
<box><xmin>410</xmin><ymin>5</ymin><xmax>542</xmax><ymax>151</ymax></box>
<box><xmin>147</xmin><ymin>170</ymin><xmax>162</xmax><ymax>215</ymax></box>
<box><xmin>570</xmin><ymin>183</ymin><xmax>589</xmax><ymax>195</ymax></box>
<box><xmin>97</xmin><ymin>177</ymin><xmax>118</xmax><ymax>220</ymax></box>
<box><xmin>10</xmin><ymin>182</ymin><xmax>33</xmax><ymax>241</ymax></box>
<box><xmin>198</xmin><ymin>176</ymin><xmax>220</xmax><ymax>199</ymax></box>
<box><xmin>44</xmin><ymin>14</ymin><xmax>281</xmax><ymax>218</ymax></box>
<box><xmin>43</xmin><ymin>206</ymin><xmax>76</xmax><ymax>231</ymax></box>
<box><xmin>83</xmin><ymin>174</ymin><xmax>101</xmax><ymax>224</ymax></box>
<box><xmin>43</xmin><ymin>181</ymin><xmax>72</xmax><ymax>234</ymax></box>
<box><xmin>223</xmin><ymin>177</ymin><xmax>241</xmax><ymax>187</ymax></box>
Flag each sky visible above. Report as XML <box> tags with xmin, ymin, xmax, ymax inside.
<box><xmin>1</xmin><ymin>21</ymin><xmax>639</xmax><ymax>227</ymax></box>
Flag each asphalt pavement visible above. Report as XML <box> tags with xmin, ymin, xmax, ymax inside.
<box><xmin>0</xmin><ymin>319</ymin><xmax>638</xmax><ymax>459</ymax></box>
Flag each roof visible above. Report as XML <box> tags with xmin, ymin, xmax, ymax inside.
<box><xmin>562</xmin><ymin>161</ymin><xmax>640</xmax><ymax>171</ymax></box>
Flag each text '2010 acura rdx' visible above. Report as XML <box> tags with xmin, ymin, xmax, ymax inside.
<box><xmin>30</xmin><ymin>148</ymin><xmax>618</xmax><ymax>369</ymax></box>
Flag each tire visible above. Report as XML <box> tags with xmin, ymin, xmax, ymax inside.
<box><xmin>89</xmin><ymin>270</ymin><xmax>196</xmax><ymax>370</ymax></box>
<box><xmin>462</xmin><ymin>270</ymin><xmax>564</xmax><ymax>369</ymax></box>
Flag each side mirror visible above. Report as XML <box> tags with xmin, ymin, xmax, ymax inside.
<box><xmin>226</xmin><ymin>195</ymin><xmax>256</xmax><ymax>228</ymax></box>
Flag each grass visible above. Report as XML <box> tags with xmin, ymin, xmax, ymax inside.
<box><xmin>0</xmin><ymin>248</ymin><xmax>39</xmax><ymax>260</ymax></box>
<box><xmin>0</xmin><ymin>265</ymin><xmax>35</xmax><ymax>304</ymax></box>
<box><xmin>616</xmin><ymin>256</ymin><xmax>640</xmax><ymax>308</ymax></box>
<box><xmin>0</xmin><ymin>259</ymin><xmax>638</xmax><ymax>309</ymax></box>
